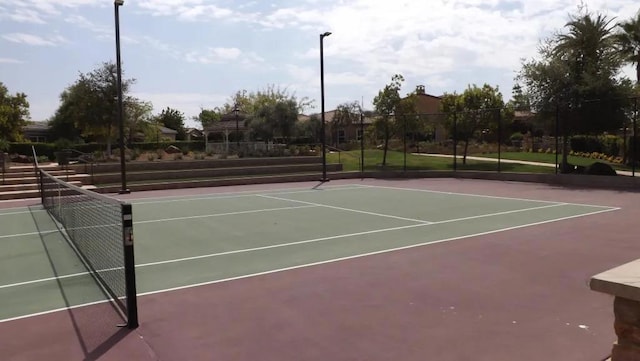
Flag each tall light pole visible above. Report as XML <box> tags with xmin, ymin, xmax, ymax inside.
<box><xmin>320</xmin><ymin>31</ymin><xmax>331</xmax><ymax>182</ymax></box>
<box><xmin>114</xmin><ymin>0</ymin><xmax>129</xmax><ymax>194</ymax></box>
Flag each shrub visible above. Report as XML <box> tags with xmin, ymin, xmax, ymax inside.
<box><xmin>54</xmin><ymin>138</ymin><xmax>73</xmax><ymax>151</ymax></box>
<box><xmin>147</xmin><ymin>153</ymin><xmax>156</xmax><ymax>161</ymax></box>
<box><xmin>0</xmin><ymin>138</ymin><xmax>9</xmax><ymax>152</ymax></box>
<box><xmin>571</xmin><ymin>135</ymin><xmax>621</xmax><ymax>157</ymax></box>
<box><xmin>509</xmin><ymin>132</ymin><xmax>524</xmax><ymax>142</ymax></box>
<box><xmin>585</xmin><ymin>161</ymin><xmax>617</xmax><ymax>176</ymax></box>
<box><xmin>173</xmin><ymin>153</ymin><xmax>183</xmax><ymax>160</ymax></box>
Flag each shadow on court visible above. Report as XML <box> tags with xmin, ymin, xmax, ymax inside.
<box><xmin>28</xmin><ymin>205</ymin><xmax>132</xmax><ymax>361</ymax></box>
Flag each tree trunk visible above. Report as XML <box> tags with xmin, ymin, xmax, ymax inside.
<box><xmin>382</xmin><ymin>123</ymin><xmax>390</xmax><ymax>166</ymax></box>
<box><xmin>463</xmin><ymin>139</ymin><xmax>469</xmax><ymax>165</ymax></box>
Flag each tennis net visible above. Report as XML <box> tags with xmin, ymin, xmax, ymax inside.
<box><xmin>34</xmin><ymin>148</ymin><xmax>138</xmax><ymax>328</ymax></box>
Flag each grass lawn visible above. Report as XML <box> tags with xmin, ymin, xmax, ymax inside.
<box><xmin>327</xmin><ymin>150</ymin><xmax>555</xmax><ymax>173</ymax></box>
<box><xmin>477</xmin><ymin>152</ymin><xmax>631</xmax><ymax>171</ymax></box>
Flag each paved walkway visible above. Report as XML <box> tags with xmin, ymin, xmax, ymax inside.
<box><xmin>415</xmin><ymin>153</ymin><xmax>636</xmax><ymax>177</ymax></box>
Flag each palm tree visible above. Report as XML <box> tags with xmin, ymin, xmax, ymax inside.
<box><xmin>554</xmin><ymin>13</ymin><xmax>619</xmax><ymax>80</ymax></box>
<box><xmin>616</xmin><ymin>12</ymin><xmax>640</xmax><ymax>84</ymax></box>
<box><xmin>552</xmin><ymin>12</ymin><xmax>619</xmax><ymax>170</ymax></box>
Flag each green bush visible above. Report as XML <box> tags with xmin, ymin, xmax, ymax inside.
<box><xmin>570</xmin><ymin>135</ymin><xmax>620</xmax><ymax>157</ymax></box>
<box><xmin>0</xmin><ymin>138</ymin><xmax>9</xmax><ymax>152</ymax></box>
<box><xmin>585</xmin><ymin>161</ymin><xmax>617</xmax><ymax>176</ymax></box>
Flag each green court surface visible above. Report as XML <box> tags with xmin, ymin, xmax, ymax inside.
<box><xmin>0</xmin><ymin>184</ymin><xmax>618</xmax><ymax>322</ymax></box>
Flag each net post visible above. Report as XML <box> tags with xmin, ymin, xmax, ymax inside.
<box><xmin>39</xmin><ymin>170</ymin><xmax>44</xmax><ymax>205</ymax></box>
<box><xmin>121</xmin><ymin>203</ymin><xmax>139</xmax><ymax>329</ymax></box>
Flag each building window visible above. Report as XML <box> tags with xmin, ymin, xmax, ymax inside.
<box><xmin>337</xmin><ymin>129</ymin><xmax>346</xmax><ymax>144</ymax></box>
<box><xmin>356</xmin><ymin>129</ymin><xmax>363</xmax><ymax>141</ymax></box>
<box><xmin>29</xmin><ymin>136</ymin><xmax>47</xmax><ymax>143</ymax></box>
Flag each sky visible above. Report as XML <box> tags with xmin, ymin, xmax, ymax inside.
<box><xmin>1</xmin><ymin>0</ymin><xmax>638</xmax><ymax>129</ymax></box>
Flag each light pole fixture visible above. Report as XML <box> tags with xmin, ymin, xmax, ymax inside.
<box><xmin>114</xmin><ymin>0</ymin><xmax>129</xmax><ymax>194</ymax></box>
<box><xmin>320</xmin><ymin>31</ymin><xmax>331</xmax><ymax>182</ymax></box>
<box><xmin>233</xmin><ymin>103</ymin><xmax>240</xmax><ymax>148</ymax></box>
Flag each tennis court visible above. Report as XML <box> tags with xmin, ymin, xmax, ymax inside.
<box><xmin>1</xmin><ymin>178</ymin><xmax>638</xmax><ymax>360</ymax></box>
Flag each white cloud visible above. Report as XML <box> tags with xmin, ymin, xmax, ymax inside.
<box><xmin>2</xmin><ymin>33</ymin><xmax>68</xmax><ymax>46</ymax></box>
<box><xmin>8</xmin><ymin>8</ymin><xmax>47</xmax><ymax>24</ymax></box>
<box><xmin>137</xmin><ymin>0</ymin><xmax>233</xmax><ymax>21</ymax></box>
<box><xmin>184</xmin><ymin>47</ymin><xmax>263</xmax><ymax>66</ymax></box>
<box><xmin>0</xmin><ymin>58</ymin><xmax>23</xmax><ymax>64</ymax></box>
<box><xmin>2</xmin><ymin>0</ymin><xmax>104</xmax><ymax>23</ymax></box>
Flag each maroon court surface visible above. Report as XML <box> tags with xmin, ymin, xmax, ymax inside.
<box><xmin>2</xmin><ymin>178</ymin><xmax>637</xmax><ymax>361</ymax></box>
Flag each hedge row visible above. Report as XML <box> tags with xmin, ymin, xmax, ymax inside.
<box><xmin>570</xmin><ymin>135</ymin><xmax>620</xmax><ymax>157</ymax></box>
<box><xmin>7</xmin><ymin>141</ymin><xmax>207</xmax><ymax>160</ymax></box>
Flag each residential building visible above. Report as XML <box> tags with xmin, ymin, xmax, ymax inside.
<box><xmin>22</xmin><ymin>121</ymin><xmax>49</xmax><ymax>143</ymax></box>
<box><xmin>410</xmin><ymin>85</ymin><xmax>447</xmax><ymax>142</ymax></box>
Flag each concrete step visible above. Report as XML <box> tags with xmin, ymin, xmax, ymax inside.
<box><xmin>0</xmin><ymin>180</ymin><xmax>84</xmax><ymax>192</ymax></box>
<box><xmin>0</xmin><ymin>189</ymin><xmax>40</xmax><ymax>201</ymax></box>
<box><xmin>1</xmin><ymin>174</ymin><xmax>91</xmax><ymax>185</ymax></box>
<box><xmin>0</xmin><ymin>182</ymin><xmax>95</xmax><ymax>201</ymax></box>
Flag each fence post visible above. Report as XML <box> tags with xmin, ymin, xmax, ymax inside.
<box><xmin>634</xmin><ymin>97</ymin><xmax>638</xmax><ymax>177</ymax></box>
<box><xmin>453</xmin><ymin>112</ymin><xmax>457</xmax><ymax>171</ymax></box>
<box><xmin>555</xmin><ymin>104</ymin><xmax>559</xmax><ymax>175</ymax></box>
<box><xmin>497</xmin><ymin>108</ymin><xmax>502</xmax><ymax>173</ymax></box>
<box><xmin>360</xmin><ymin>111</ymin><xmax>364</xmax><ymax>176</ymax></box>
<box><xmin>1</xmin><ymin>152</ymin><xmax>6</xmax><ymax>185</ymax></box>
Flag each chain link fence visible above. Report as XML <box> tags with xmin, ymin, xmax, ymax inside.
<box><xmin>329</xmin><ymin>97</ymin><xmax>639</xmax><ymax>177</ymax></box>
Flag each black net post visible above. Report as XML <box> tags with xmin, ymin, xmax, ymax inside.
<box><xmin>634</xmin><ymin>97</ymin><xmax>638</xmax><ymax>177</ymax></box>
<box><xmin>39</xmin><ymin>170</ymin><xmax>44</xmax><ymax>205</ymax></box>
<box><xmin>555</xmin><ymin>104</ymin><xmax>560</xmax><ymax>175</ymax></box>
<box><xmin>453</xmin><ymin>111</ymin><xmax>457</xmax><ymax>171</ymax></box>
<box><xmin>497</xmin><ymin>108</ymin><xmax>502</xmax><ymax>173</ymax></box>
<box><xmin>121</xmin><ymin>203</ymin><xmax>138</xmax><ymax>329</ymax></box>
<box><xmin>403</xmin><ymin>114</ymin><xmax>407</xmax><ymax>173</ymax></box>
<box><xmin>360</xmin><ymin>111</ymin><xmax>364</xmax><ymax>176</ymax></box>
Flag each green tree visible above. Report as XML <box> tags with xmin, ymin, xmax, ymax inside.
<box><xmin>124</xmin><ymin>97</ymin><xmax>153</xmax><ymax>143</ymax></box>
<box><xmin>616</xmin><ymin>11</ymin><xmax>640</xmax><ymax>84</ymax></box>
<box><xmin>49</xmin><ymin>62</ymin><xmax>135</xmax><ymax>153</ymax></box>
<box><xmin>228</xmin><ymin>86</ymin><xmax>311</xmax><ymax>142</ymax></box>
<box><xmin>331</xmin><ymin>101</ymin><xmax>361</xmax><ymax>146</ymax></box>
<box><xmin>0</xmin><ymin>82</ymin><xmax>30</xmax><ymax>142</ymax></box>
<box><xmin>195</xmin><ymin>108</ymin><xmax>222</xmax><ymax>129</ymax></box>
<box><xmin>441</xmin><ymin>84</ymin><xmax>505</xmax><ymax>164</ymax></box>
<box><xmin>155</xmin><ymin>107</ymin><xmax>186</xmax><ymax>140</ymax></box>
<box><xmin>510</xmin><ymin>84</ymin><xmax>531</xmax><ymax>111</ymax></box>
<box><xmin>294</xmin><ymin>114</ymin><xmax>322</xmax><ymax>143</ymax></box>
<box><xmin>373</xmin><ymin>74</ymin><xmax>404</xmax><ymax>166</ymax></box>
<box><xmin>518</xmin><ymin>10</ymin><xmax>632</xmax><ymax>169</ymax></box>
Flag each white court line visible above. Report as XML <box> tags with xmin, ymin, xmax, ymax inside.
<box><xmin>135</xmin><ymin>205</ymin><xmax>317</xmax><ymax>224</ymax></box>
<box><xmin>0</xmin><ymin>299</ymin><xmax>111</xmax><ymax>324</ymax></box>
<box><xmin>0</xmin><ymin>208</ymin><xmax>45</xmax><ymax>216</ymax></box>
<box><xmin>131</xmin><ymin>184</ymin><xmax>366</xmax><ymax>205</ymax></box>
<box><xmin>0</xmin><ymin>202</ymin><xmax>611</xmax><ymax>291</ymax></box>
<box><xmin>0</xmin><ymin>197</ymin><xmax>39</xmax><ymax>204</ymax></box>
<box><xmin>0</xmin><ymin>205</ymin><xmax>319</xmax><ymax>239</ymax></box>
<box><xmin>257</xmin><ymin>194</ymin><xmax>433</xmax><ymax>224</ymax></box>
<box><xmin>358</xmin><ymin>184</ymin><xmax>619</xmax><ymax>209</ymax></box>
<box><xmin>0</xmin><ymin>204</ymin><xmax>618</xmax><ymax>324</ymax></box>
<box><xmin>138</xmin><ymin>206</ymin><xmax>618</xmax><ymax>297</ymax></box>
<box><xmin>0</xmin><ymin>269</ymin><xmax>120</xmax><ymax>290</ymax></box>
<box><xmin>0</xmin><ymin>229</ymin><xmax>58</xmax><ymax>239</ymax></box>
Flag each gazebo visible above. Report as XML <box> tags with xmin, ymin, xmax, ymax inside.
<box><xmin>203</xmin><ymin>109</ymin><xmax>248</xmax><ymax>153</ymax></box>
